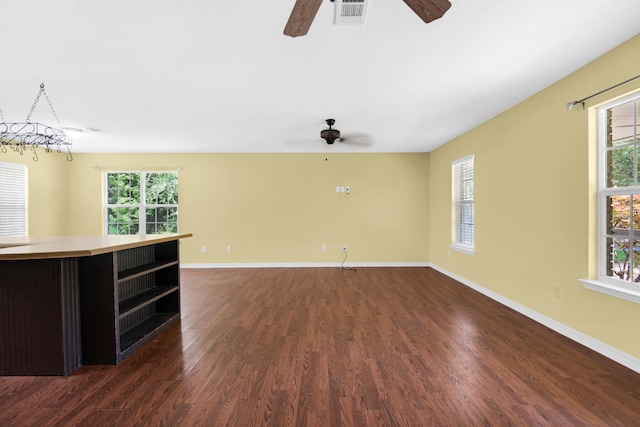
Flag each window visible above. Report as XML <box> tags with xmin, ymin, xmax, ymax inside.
<box><xmin>582</xmin><ymin>91</ymin><xmax>640</xmax><ymax>303</ymax></box>
<box><xmin>0</xmin><ymin>161</ymin><xmax>27</xmax><ymax>236</ymax></box>
<box><xmin>451</xmin><ymin>155</ymin><xmax>474</xmax><ymax>255</ymax></box>
<box><xmin>105</xmin><ymin>171</ymin><xmax>178</xmax><ymax>235</ymax></box>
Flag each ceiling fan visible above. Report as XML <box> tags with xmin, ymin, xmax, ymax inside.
<box><xmin>320</xmin><ymin>119</ymin><xmax>372</xmax><ymax>145</ymax></box>
<box><xmin>284</xmin><ymin>0</ymin><xmax>451</xmax><ymax>37</ymax></box>
<box><xmin>321</xmin><ymin>118</ymin><xmax>341</xmax><ymax>144</ymax></box>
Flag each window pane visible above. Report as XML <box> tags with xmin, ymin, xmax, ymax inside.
<box><xmin>457</xmin><ymin>203</ymin><xmax>474</xmax><ymax>244</ymax></box>
<box><xmin>145</xmin><ymin>207</ymin><xmax>178</xmax><ymax>234</ymax></box>
<box><xmin>107</xmin><ymin>188</ymin><xmax>119</xmax><ymax>205</ymax></box>
<box><xmin>606</xmin><ymin>194</ymin><xmax>640</xmax><ymax>283</ymax></box>
<box><xmin>610</xmin><ymin>238</ymin><xmax>630</xmax><ymax>280</ymax></box>
<box><xmin>462</xmin><ymin>180</ymin><xmax>473</xmax><ymax>200</ymax></box>
<box><xmin>158</xmin><ymin>207</ymin><xmax>168</xmax><ymax>222</ymax></box>
<box><xmin>608</xmin><ymin>146</ymin><xmax>634</xmax><ymax>187</ymax></box>
<box><xmin>610</xmin><ymin>101</ymin><xmax>634</xmax><ymax>146</ymax></box>
<box><xmin>460</xmin><ymin>224</ymin><xmax>473</xmax><ymax>245</ymax></box>
<box><xmin>107</xmin><ymin>207</ymin><xmax>139</xmax><ymax>235</ymax></box>
<box><xmin>107</xmin><ymin>173</ymin><xmax>140</xmax><ymax>204</ymax></box>
<box><xmin>636</xmin><ymin>99</ymin><xmax>640</xmax><ymax>142</ymax></box>
<box><xmin>636</xmin><ymin>149</ymin><xmax>640</xmax><ymax>187</ymax></box>
<box><xmin>166</xmin><ymin>207</ymin><xmax>178</xmax><ymax>233</ymax></box>
<box><xmin>609</xmin><ymin>195</ymin><xmax>630</xmax><ymax>233</ymax></box>
<box><xmin>146</xmin><ymin>173</ymin><xmax>159</xmax><ymax>204</ymax></box>
<box><xmin>146</xmin><ymin>208</ymin><xmax>156</xmax><ymax>223</ymax></box>
<box><xmin>146</xmin><ymin>172</ymin><xmax>178</xmax><ymax>205</ymax></box>
<box><xmin>634</xmin><ymin>194</ymin><xmax>640</xmax><ymax>231</ymax></box>
<box><xmin>633</xmin><ymin>241</ymin><xmax>640</xmax><ymax>283</ymax></box>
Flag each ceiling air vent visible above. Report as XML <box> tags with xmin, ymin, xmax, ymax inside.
<box><xmin>334</xmin><ymin>0</ymin><xmax>369</xmax><ymax>25</ymax></box>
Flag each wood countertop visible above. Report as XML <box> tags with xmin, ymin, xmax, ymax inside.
<box><xmin>0</xmin><ymin>233</ymin><xmax>192</xmax><ymax>260</ymax></box>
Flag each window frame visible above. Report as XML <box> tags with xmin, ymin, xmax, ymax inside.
<box><xmin>104</xmin><ymin>170</ymin><xmax>178</xmax><ymax>236</ymax></box>
<box><xmin>450</xmin><ymin>154</ymin><xmax>475</xmax><ymax>255</ymax></box>
<box><xmin>581</xmin><ymin>91</ymin><xmax>640</xmax><ymax>303</ymax></box>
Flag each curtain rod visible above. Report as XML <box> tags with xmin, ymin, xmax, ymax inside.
<box><xmin>89</xmin><ymin>165</ymin><xmax>183</xmax><ymax>171</ymax></box>
<box><xmin>566</xmin><ymin>74</ymin><xmax>640</xmax><ymax>110</ymax></box>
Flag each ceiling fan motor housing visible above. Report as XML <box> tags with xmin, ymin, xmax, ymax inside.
<box><xmin>321</xmin><ymin>118</ymin><xmax>340</xmax><ymax>144</ymax></box>
<box><xmin>321</xmin><ymin>128</ymin><xmax>341</xmax><ymax>144</ymax></box>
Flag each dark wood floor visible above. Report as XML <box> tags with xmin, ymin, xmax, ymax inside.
<box><xmin>2</xmin><ymin>267</ymin><xmax>640</xmax><ymax>426</ymax></box>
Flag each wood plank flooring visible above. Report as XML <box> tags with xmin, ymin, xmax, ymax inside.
<box><xmin>2</xmin><ymin>267</ymin><xmax>640</xmax><ymax>426</ymax></box>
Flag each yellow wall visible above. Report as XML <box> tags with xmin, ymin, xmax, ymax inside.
<box><xmin>1</xmin><ymin>149</ymin><xmax>70</xmax><ymax>235</ymax></box>
<box><xmin>429</xmin><ymin>34</ymin><xmax>640</xmax><ymax>358</ymax></box>
<box><xmin>64</xmin><ymin>152</ymin><xmax>430</xmax><ymax>264</ymax></box>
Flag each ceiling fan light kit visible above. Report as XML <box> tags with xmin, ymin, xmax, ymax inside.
<box><xmin>284</xmin><ymin>0</ymin><xmax>451</xmax><ymax>37</ymax></box>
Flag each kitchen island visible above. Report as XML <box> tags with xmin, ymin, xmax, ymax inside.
<box><xmin>0</xmin><ymin>233</ymin><xmax>192</xmax><ymax>376</ymax></box>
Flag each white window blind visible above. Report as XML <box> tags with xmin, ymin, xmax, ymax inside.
<box><xmin>452</xmin><ymin>155</ymin><xmax>474</xmax><ymax>252</ymax></box>
<box><xmin>0</xmin><ymin>161</ymin><xmax>28</xmax><ymax>236</ymax></box>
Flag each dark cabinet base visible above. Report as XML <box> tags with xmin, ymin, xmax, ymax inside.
<box><xmin>0</xmin><ymin>258</ymin><xmax>82</xmax><ymax>376</ymax></box>
<box><xmin>1</xmin><ymin>239</ymin><xmax>182</xmax><ymax>376</ymax></box>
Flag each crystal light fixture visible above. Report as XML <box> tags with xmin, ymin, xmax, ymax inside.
<box><xmin>0</xmin><ymin>83</ymin><xmax>72</xmax><ymax>161</ymax></box>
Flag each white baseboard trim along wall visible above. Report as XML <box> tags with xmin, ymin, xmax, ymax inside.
<box><xmin>428</xmin><ymin>264</ymin><xmax>640</xmax><ymax>375</ymax></box>
<box><xmin>180</xmin><ymin>261</ymin><xmax>640</xmax><ymax>374</ymax></box>
<box><xmin>181</xmin><ymin>262</ymin><xmax>431</xmax><ymax>269</ymax></box>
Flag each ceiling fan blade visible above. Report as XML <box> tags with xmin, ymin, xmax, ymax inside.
<box><xmin>339</xmin><ymin>133</ymin><xmax>374</xmax><ymax>146</ymax></box>
<box><xmin>402</xmin><ymin>0</ymin><xmax>451</xmax><ymax>23</ymax></box>
<box><xmin>284</xmin><ymin>0</ymin><xmax>324</xmax><ymax>37</ymax></box>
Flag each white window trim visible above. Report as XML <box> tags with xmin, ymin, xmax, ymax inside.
<box><xmin>451</xmin><ymin>154</ymin><xmax>475</xmax><ymax>255</ymax></box>
<box><xmin>449</xmin><ymin>242</ymin><xmax>476</xmax><ymax>256</ymax></box>
<box><xmin>104</xmin><ymin>171</ymin><xmax>178</xmax><ymax>235</ymax></box>
<box><xmin>581</xmin><ymin>91</ymin><xmax>640</xmax><ymax>304</ymax></box>
<box><xmin>579</xmin><ymin>278</ymin><xmax>640</xmax><ymax>304</ymax></box>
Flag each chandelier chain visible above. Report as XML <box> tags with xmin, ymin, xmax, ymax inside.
<box><xmin>25</xmin><ymin>84</ymin><xmax>45</xmax><ymax>123</ymax></box>
<box><xmin>25</xmin><ymin>83</ymin><xmax>62</xmax><ymax>128</ymax></box>
<box><xmin>42</xmin><ymin>87</ymin><xmax>63</xmax><ymax>128</ymax></box>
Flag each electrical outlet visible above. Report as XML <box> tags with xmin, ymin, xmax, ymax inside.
<box><xmin>322</xmin><ymin>244</ymin><xmax>326</xmax><ymax>252</ymax></box>
<box><xmin>553</xmin><ymin>284</ymin><xmax>560</xmax><ymax>298</ymax></box>
<box><xmin>226</xmin><ymin>245</ymin><xmax>231</xmax><ymax>252</ymax></box>
<box><xmin>342</xmin><ymin>245</ymin><xmax>347</xmax><ymax>253</ymax></box>
<box><xmin>201</xmin><ymin>245</ymin><xmax>206</xmax><ymax>253</ymax></box>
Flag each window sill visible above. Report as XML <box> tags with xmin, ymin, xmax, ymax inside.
<box><xmin>579</xmin><ymin>279</ymin><xmax>640</xmax><ymax>305</ymax></box>
<box><xmin>449</xmin><ymin>243</ymin><xmax>475</xmax><ymax>256</ymax></box>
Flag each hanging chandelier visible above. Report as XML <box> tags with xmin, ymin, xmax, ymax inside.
<box><xmin>0</xmin><ymin>83</ymin><xmax>72</xmax><ymax>161</ymax></box>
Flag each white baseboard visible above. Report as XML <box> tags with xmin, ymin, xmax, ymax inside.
<box><xmin>181</xmin><ymin>262</ymin><xmax>431</xmax><ymax>269</ymax></box>
<box><xmin>430</xmin><ymin>263</ymin><xmax>640</xmax><ymax>375</ymax></box>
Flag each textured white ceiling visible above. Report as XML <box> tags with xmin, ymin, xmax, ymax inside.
<box><xmin>1</xmin><ymin>0</ymin><xmax>639</xmax><ymax>154</ymax></box>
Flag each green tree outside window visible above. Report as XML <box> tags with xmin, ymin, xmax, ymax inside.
<box><xmin>106</xmin><ymin>172</ymin><xmax>178</xmax><ymax>235</ymax></box>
